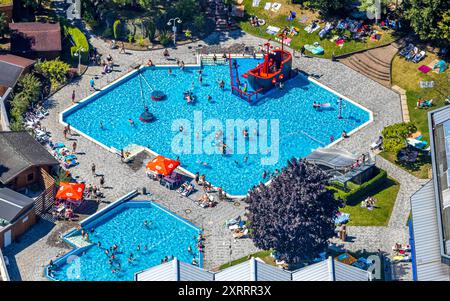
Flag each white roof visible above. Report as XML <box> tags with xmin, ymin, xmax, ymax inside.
<box><xmin>292</xmin><ymin>257</ymin><xmax>372</xmax><ymax>281</ymax></box>
<box><xmin>135</xmin><ymin>256</ymin><xmax>371</xmax><ymax>281</ymax></box>
<box><xmin>410</xmin><ymin>181</ymin><xmax>450</xmax><ymax>281</ymax></box>
<box><xmin>214</xmin><ymin>257</ymin><xmax>292</xmax><ymax>281</ymax></box>
<box><xmin>134</xmin><ymin>258</ymin><xmax>214</xmax><ymax>281</ymax></box>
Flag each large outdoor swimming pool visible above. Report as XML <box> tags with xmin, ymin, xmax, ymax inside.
<box><xmin>63</xmin><ymin>58</ymin><xmax>371</xmax><ymax>196</ymax></box>
<box><xmin>48</xmin><ymin>201</ymin><xmax>201</xmax><ymax>281</ymax></box>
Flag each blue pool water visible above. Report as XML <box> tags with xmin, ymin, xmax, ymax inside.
<box><xmin>50</xmin><ymin>201</ymin><xmax>201</xmax><ymax>281</ymax></box>
<box><xmin>64</xmin><ymin>59</ymin><xmax>370</xmax><ymax>195</ymax></box>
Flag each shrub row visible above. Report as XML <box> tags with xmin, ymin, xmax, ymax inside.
<box><xmin>330</xmin><ymin>168</ymin><xmax>388</xmax><ymax>204</ymax></box>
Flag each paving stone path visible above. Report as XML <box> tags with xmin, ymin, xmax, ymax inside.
<box><xmin>4</xmin><ymin>30</ymin><xmax>419</xmax><ymax>280</ymax></box>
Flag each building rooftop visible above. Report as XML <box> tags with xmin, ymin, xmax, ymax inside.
<box><xmin>135</xmin><ymin>256</ymin><xmax>372</xmax><ymax>281</ymax></box>
<box><xmin>9</xmin><ymin>22</ymin><xmax>62</xmax><ymax>54</ymax></box>
<box><xmin>0</xmin><ymin>131</ymin><xmax>59</xmax><ymax>185</ymax></box>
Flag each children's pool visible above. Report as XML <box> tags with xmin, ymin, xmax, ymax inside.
<box><xmin>49</xmin><ymin>201</ymin><xmax>201</xmax><ymax>281</ymax></box>
<box><xmin>63</xmin><ymin>58</ymin><xmax>371</xmax><ymax>196</ymax></box>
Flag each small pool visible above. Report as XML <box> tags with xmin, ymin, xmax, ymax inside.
<box><xmin>48</xmin><ymin>201</ymin><xmax>201</xmax><ymax>281</ymax></box>
<box><xmin>63</xmin><ymin>58</ymin><xmax>371</xmax><ymax>196</ymax></box>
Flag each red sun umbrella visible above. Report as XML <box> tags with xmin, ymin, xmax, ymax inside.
<box><xmin>146</xmin><ymin>155</ymin><xmax>180</xmax><ymax>176</ymax></box>
<box><xmin>56</xmin><ymin>182</ymin><xmax>86</xmax><ymax>202</ymax></box>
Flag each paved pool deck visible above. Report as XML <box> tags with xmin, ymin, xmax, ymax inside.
<box><xmin>3</xmin><ymin>30</ymin><xmax>417</xmax><ymax>281</ymax></box>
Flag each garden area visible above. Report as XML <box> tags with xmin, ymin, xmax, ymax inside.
<box><xmin>237</xmin><ymin>0</ymin><xmax>398</xmax><ymax>58</ymax></box>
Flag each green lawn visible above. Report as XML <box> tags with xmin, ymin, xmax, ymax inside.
<box><xmin>238</xmin><ymin>0</ymin><xmax>396</xmax><ymax>59</ymax></box>
<box><xmin>340</xmin><ymin>177</ymin><xmax>400</xmax><ymax>226</ymax></box>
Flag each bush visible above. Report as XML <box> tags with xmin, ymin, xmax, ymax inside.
<box><xmin>382</xmin><ymin>122</ymin><xmax>417</xmax><ymax>154</ymax></box>
<box><xmin>64</xmin><ymin>26</ymin><xmax>89</xmax><ymax>64</ymax></box>
<box><xmin>330</xmin><ymin>168</ymin><xmax>388</xmax><ymax>204</ymax></box>
<box><xmin>35</xmin><ymin>58</ymin><xmax>70</xmax><ymax>90</ymax></box>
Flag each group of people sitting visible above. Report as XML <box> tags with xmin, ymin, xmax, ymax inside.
<box><xmin>86</xmin><ymin>184</ymin><xmax>104</xmax><ymax>202</ymax></box>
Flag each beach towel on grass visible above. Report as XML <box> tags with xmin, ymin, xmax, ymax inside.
<box><xmin>419</xmin><ymin>81</ymin><xmax>434</xmax><ymax>88</ymax></box>
<box><xmin>264</xmin><ymin>2</ymin><xmax>271</xmax><ymax>10</ymax></box>
<box><xmin>304</xmin><ymin>23</ymin><xmax>320</xmax><ymax>34</ymax></box>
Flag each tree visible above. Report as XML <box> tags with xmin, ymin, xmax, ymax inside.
<box><xmin>382</xmin><ymin>122</ymin><xmax>417</xmax><ymax>154</ymax></box>
<box><xmin>246</xmin><ymin>158</ymin><xmax>342</xmax><ymax>263</ymax></box>
<box><xmin>311</xmin><ymin>0</ymin><xmax>353</xmax><ymax>16</ymax></box>
<box><xmin>403</xmin><ymin>0</ymin><xmax>450</xmax><ymax>42</ymax></box>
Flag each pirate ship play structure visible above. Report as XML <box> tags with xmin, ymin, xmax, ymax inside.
<box><xmin>229</xmin><ymin>35</ymin><xmax>294</xmax><ymax>104</ymax></box>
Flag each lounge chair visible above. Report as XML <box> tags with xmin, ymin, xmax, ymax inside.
<box><xmin>412</xmin><ymin>50</ymin><xmax>426</xmax><ymax>63</ymax></box>
<box><xmin>304</xmin><ymin>22</ymin><xmax>320</xmax><ymax>34</ymax></box>
<box><xmin>319</xmin><ymin>22</ymin><xmax>334</xmax><ymax>39</ymax></box>
<box><xmin>370</xmin><ymin>136</ymin><xmax>383</xmax><ymax>150</ymax></box>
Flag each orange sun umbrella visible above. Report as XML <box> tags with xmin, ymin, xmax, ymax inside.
<box><xmin>146</xmin><ymin>155</ymin><xmax>180</xmax><ymax>176</ymax></box>
<box><xmin>56</xmin><ymin>182</ymin><xmax>86</xmax><ymax>201</ymax></box>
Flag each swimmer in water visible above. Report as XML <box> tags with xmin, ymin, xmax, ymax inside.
<box><xmin>168</xmin><ymin>68</ymin><xmax>172</xmax><ymax>75</ymax></box>
<box><xmin>128</xmin><ymin>119</ymin><xmax>135</xmax><ymax>126</ymax></box>
<box><xmin>179</xmin><ymin>126</ymin><xmax>184</xmax><ymax>132</ymax></box>
<box><xmin>207</xmin><ymin>95</ymin><xmax>212</xmax><ymax>102</ymax></box>
<box><xmin>100</xmin><ymin>122</ymin><xmax>104</xmax><ymax>129</ymax></box>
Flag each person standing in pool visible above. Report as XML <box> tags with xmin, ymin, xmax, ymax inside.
<box><xmin>128</xmin><ymin>119</ymin><xmax>135</xmax><ymax>126</ymax></box>
<box><xmin>168</xmin><ymin>68</ymin><xmax>172</xmax><ymax>76</ymax></box>
<box><xmin>207</xmin><ymin>95</ymin><xmax>212</xmax><ymax>102</ymax></box>
<box><xmin>100</xmin><ymin>122</ymin><xmax>104</xmax><ymax>129</ymax></box>
<box><xmin>219</xmin><ymin>80</ymin><xmax>225</xmax><ymax>90</ymax></box>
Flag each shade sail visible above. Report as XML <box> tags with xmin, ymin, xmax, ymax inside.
<box><xmin>56</xmin><ymin>182</ymin><xmax>85</xmax><ymax>201</ymax></box>
<box><xmin>146</xmin><ymin>155</ymin><xmax>180</xmax><ymax>176</ymax></box>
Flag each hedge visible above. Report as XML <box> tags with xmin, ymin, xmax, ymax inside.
<box><xmin>330</xmin><ymin>168</ymin><xmax>388</xmax><ymax>204</ymax></box>
<box><xmin>64</xmin><ymin>26</ymin><xmax>89</xmax><ymax>63</ymax></box>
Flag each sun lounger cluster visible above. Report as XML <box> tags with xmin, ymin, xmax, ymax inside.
<box><xmin>399</xmin><ymin>43</ymin><xmax>426</xmax><ymax>63</ymax></box>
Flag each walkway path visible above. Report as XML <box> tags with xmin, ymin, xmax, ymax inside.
<box><xmin>5</xmin><ymin>30</ymin><xmax>416</xmax><ymax>280</ymax></box>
